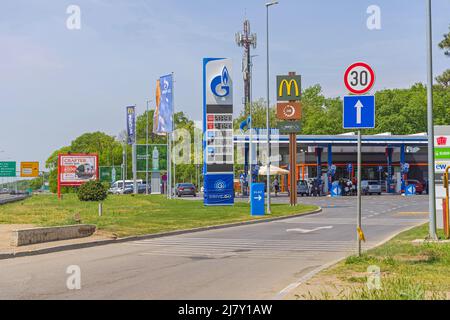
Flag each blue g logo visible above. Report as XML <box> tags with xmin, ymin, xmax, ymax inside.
<box><xmin>211</xmin><ymin>66</ymin><xmax>230</xmax><ymax>98</ymax></box>
<box><xmin>214</xmin><ymin>180</ymin><xmax>226</xmax><ymax>191</ymax></box>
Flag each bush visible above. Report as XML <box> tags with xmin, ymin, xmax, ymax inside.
<box><xmin>77</xmin><ymin>180</ymin><xmax>108</xmax><ymax>202</ymax></box>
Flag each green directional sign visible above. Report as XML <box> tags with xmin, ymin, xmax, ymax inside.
<box><xmin>0</xmin><ymin>162</ymin><xmax>16</xmax><ymax>177</ymax></box>
<box><xmin>435</xmin><ymin>148</ymin><xmax>450</xmax><ymax>160</ymax></box>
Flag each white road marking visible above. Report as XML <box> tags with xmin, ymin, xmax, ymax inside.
<box><xmin>286</xmin><ymin>226</ymin><xmax>333</xmax><ymax>233</ymax></box>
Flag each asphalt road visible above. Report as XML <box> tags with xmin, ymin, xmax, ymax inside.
<box><xmin>0</xmin><ymin>195</ymin><xmax>428</xmax><ymax>300</ymax></box>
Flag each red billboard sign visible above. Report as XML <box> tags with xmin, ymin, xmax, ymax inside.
<box><xmin>57</xmin><ymin>154</ymin><xmax>99</xmax><ymax>198</ymax></box>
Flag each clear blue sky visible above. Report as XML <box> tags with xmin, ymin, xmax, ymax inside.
<box><xmin>0</xmin><ymin>0</ymin><xmax>449</xmax><ymax>170</ymax></box>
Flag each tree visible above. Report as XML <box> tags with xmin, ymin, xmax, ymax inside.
<box><xmin>436</xmin><ymin>25</ymin><xmax>450</xmax><ymax>87</ymax></box>
<box><xmin>436</xmin><ymin>69</ymin><xmax>450</xmax><ymax>88</ymax></box>
<box><xmin>438</xmin><ymin>25</ymin><xmax>450</xmax><ymax>56</ymax></box>
<box><xmin>234</xmin><ymin>98</ymin><xmax>278</xmax><ymax>131</ymax></box>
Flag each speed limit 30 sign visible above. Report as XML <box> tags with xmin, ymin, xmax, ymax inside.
<box><xmin>344</xmin><ymin>62</ymin><xmax>375</xmax><ymax>95</ymax></box>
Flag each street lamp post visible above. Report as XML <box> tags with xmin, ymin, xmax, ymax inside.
<box><xmin>265</xmin><ymin>1</ymin><xmax>278</xmax><ymax>214</ymax></box>
<box><xmin>249</xmin><ymin>55</ymin><xmax>258</xmax><ymax>190</ymax></box>
<box><xmin>426</xmin><ymin>0</ymin><xmax>437</xmax><ymax>239</ymax></box>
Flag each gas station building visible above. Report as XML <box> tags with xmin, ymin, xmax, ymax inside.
<box><xmin>235</xmin><ymin>131</ymin><xmax>429</xmax><ymax>193</ymax></box>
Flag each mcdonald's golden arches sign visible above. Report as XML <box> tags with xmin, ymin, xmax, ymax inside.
<box><xmin>276</xmin><ymin>75</ymin><xmax>301</xmax><ymax>101</ymax></box>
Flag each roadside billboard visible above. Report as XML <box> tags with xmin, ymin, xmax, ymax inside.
<box><xmin>20</xmin><ymin>162</ymin><xmax>39</xmax><ymax>177</ymax></box>
<box><xmin>99</xmin><ymin>166</ymin><xmax>122</xmax><ymax>183</ymax></box>
<box><xmin>58</xmin><ymin>154</ymin><xmax>98</xmax><ymax>186</ymax></box>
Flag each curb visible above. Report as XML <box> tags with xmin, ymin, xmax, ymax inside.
<box><xmin>0</xmin><ymin>195</ymin><xmax>29</xmax><ymax>205</ymax></box>
<box><xmin>0</xmin><ymin>207</ymin><xmax>322</xmax><ymax>260</ymax></box>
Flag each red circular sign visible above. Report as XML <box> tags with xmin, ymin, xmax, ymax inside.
<box><xmin>344</xmin><ymin>62</ymin><xmax>375</xmax><ymax>95</ymax></box>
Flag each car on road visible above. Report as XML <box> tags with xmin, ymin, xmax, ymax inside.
<box><xmin>406</xmin><ymin>179</ymin><xmax>424</xmax><ymax>194</ymax></box>
<box><xmin>297</xmin><ymin>180</ymin><xmax>310</xmax><ymax>196</ymax></box>
<box><xmin>361</xmin><ymin>180</ymin><xmax>382</xmax><ymax>195</ymax></box>
<box><xmin>176</xmin><ymin>183</ymin><xmax>197</xmax><ymax>197</ymax></box>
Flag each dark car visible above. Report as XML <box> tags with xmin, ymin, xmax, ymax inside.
<box><xmin>176</xmin><ymin>183</ymin><xmax>197</xmax><ymax>197</ymax></box>
<box><xmin>123</xmin><ymin>183</ymin><xmax>151</xmax><ymax>194</ymax></box>
<box><xmin>406</xmin><ymin>180</ymin><xmax>424</xmax><ymax>194</ymax></box>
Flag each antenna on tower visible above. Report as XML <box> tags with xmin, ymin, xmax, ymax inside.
<box><xmin>235</xmin><ymin>19</ymin><xmax>257</xmax><ymax>108</ymax></box>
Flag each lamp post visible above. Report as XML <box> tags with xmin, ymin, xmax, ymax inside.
<box><xmin>265</xmin><ymin>0</ymin><xmax>278</xmax><ymax>214</ymax></box>
<box><xmin>426</xmin><ymin>0</ymin><xmax>437</xmax><ymax>239</ymax></box>
<box><xmin>249</xmin><ymin>54</ymin><xmax>258</xmax><ymax>189</ymax></box>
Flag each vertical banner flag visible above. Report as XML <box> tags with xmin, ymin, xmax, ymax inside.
<box><xmin>156</xmin><ymin>74</ymin><xmax>174</xmax><ymax>134</ymax></box>
<box><xmin>153</xmin><ymin>79</ymin><xmax>162</xmax><ymax>135</ymax></box>
<box><xmin>203</xmin><ymin>58</ymin><xmax>234</xmax><ymax>206</ymax></box>
<box><xmin>126</xmin><ymin>106</ymin><xmax>136</xmax><ymax>145</ymax></box>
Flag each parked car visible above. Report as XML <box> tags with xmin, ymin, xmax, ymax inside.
<box><xmin>406</xmin><ymin>180</ymin><xmax>424</xmax><ymax>194</ymax></box>
<box><xmin>137</xmin><ymin>183</ymin><xmax>151</xmax><ymax>194</ymax></box>
<box><xmin>176</xmin><ymin>183</ymin><xmax>197</xmax><ymax>197</ymax></box>
<box><xmin>361</xmin><ymin>180</ymin><xmax>382</xmax><ymax>195</ymax></box>
<box><xmin>297</xmin><ymin>180</ymin><xmax>310</xmax><ymax>196</ymax></box>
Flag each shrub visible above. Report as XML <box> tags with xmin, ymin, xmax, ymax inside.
<box><xmin>77</xmin><ymin>180</ymin><xmax>108</xmax><ymax>202</ymax></box>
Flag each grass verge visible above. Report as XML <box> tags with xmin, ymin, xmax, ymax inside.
<box><xmin>0</xmin><ymin>194</ymin><xmax>318</xmax><ymax>238</ymax></box>
<box><xmin>296</xmin><ymin>224</ymin><xmax>450</xmax><ymax>300</ymax></box>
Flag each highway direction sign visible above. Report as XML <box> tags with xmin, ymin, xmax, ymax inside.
<box><xmin>344</xmin><ymin>62</ymin><xmax>375</xmax><ymax>94</ymax></box>
<box><xmin>20</xmin><ymin>162</ymin><xmax>39</xmax><ymax>178</ymax></box>
<box><xmin>0</xmin><ymin>161</ymin><xmax>16</xmax><ymax>177</ymax></box>
<box><xmin>343</xmin><ymin>95</ymin><xmax>375</xmax><ymax>129</ymax></box>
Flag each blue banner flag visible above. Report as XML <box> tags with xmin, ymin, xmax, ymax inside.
<box><xmin>156</xmin><ymin>74</ymin><xmax>174</xmax><ymax>133</ymax></box>
<box><xmin>126</xmin><ymin>106</ymin><xmax>136</xmax><ymax>145</ymax></box>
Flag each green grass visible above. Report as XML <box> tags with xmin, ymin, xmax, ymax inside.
<box><xmin>0</xmin><ymin>194</ymin><xmax>318</xmax><ymax>237</ymax></box>
<box><xmin>309</xmin><ymin>224</ymin><xmax>450</xmax><ymax>300</ymax></box>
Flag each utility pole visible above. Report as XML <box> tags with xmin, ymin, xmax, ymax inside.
<box><xmin>426</xmin><ymin>0</ymin><xmax>437</xmax><ymax>239</ymax></box>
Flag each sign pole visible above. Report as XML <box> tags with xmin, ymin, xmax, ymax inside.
<box><xmin>288</xmin><ymin>71</ymin><xmax>298</xmax><ymax>206</ymax></box>
<box><xmin>357</xmin><ymin>130</ymin><xmax>362</xmax><ymax>256</ymax></box>
<box><xmin>146</xmin><ymin>100</ymin><xmax>149</xmax><ymax>195</ymax></box>
<box><xmin>57</xmin><ymin>155</ymin><xmax>61</xmax><ymax>199</ymax></box>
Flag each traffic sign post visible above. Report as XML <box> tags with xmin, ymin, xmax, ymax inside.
<box><xmin>343</xmin><ymin>62</ymin><xmax>376</xmax><ymax>257</ymax></box>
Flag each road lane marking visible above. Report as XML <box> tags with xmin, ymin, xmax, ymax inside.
<box><xmin>286</xmin><ymin>226</ymin><xmax>333</xmax><ymax>233</ymax></box>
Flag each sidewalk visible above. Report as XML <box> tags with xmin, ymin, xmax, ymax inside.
<box><xmin>0</xmin><ymin>224</ymin><xmax>113</xmax><ymax>255</ymax></box>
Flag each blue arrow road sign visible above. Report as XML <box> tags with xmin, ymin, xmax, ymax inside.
<box><xmin>405</xmin><ymin>184</ymin><xmax>416</xmax><ymax>196</ymax></box>
<box><xmin>343</xmin><ymin>95</ymin><xmax>375</xmax><ymax>129</ymax></box>
<box><xmin>250</xmin><ymin>183</ymin><xmax>265</xmax><ymax>216</ymax></box>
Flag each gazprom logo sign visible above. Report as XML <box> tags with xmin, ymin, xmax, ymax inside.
<box><xmin>277</xmin><ymin>75</ymin><xmax>301</xmax><ymax>101</ymax></box>
<box><xmin>206</xmin><ymin>58</ymin><xmax>233</xmax><ymax>105</ymax></box>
